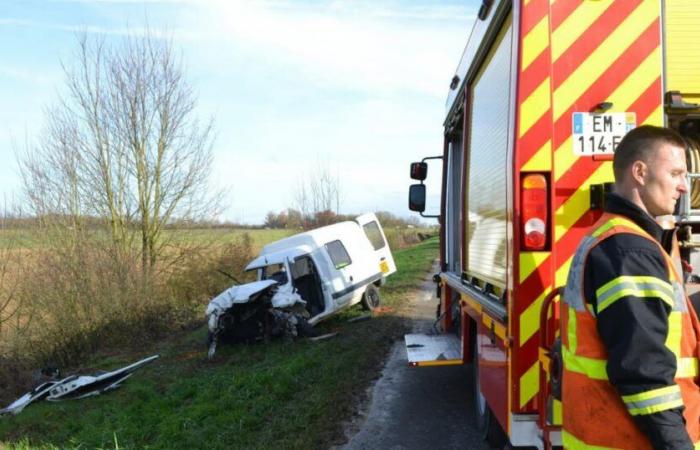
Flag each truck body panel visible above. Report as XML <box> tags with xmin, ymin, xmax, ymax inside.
<box><xmin>408</xmin><ymin>1</ymin><xmax>700</xmax><ymax>447</ymax></box>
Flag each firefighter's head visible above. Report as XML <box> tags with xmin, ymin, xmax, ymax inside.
<box><xmin>613</xmin><ymin>125</ymin><xmax>688</xmax><ymax>217</ymax></box>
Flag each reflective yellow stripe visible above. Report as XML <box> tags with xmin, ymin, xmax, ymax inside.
<box><xmin>666</xmin><ymin>311</ymin><xmax>683</xmax><ymax>359</ymax></box>
<box><xmin>622</xmin><ymin>385</ymin><xmax>683</xmax><ymax>415</ymax></box>
<box><xmin>568</xmin><ymin>307</ymin><xmax>578</xmax><ymax>354</ymax></box>
<box><xmin>596</xmin><ymin>276</ymin><xmax>674</xmax><ymax>313</ymax></box>
<box><xmin>678</xmin><ymin>357</ymin><xmax>699</xmax><ymax>378</ymax></box>
<box><xmin>562</xmin><ymin>430</ymin><xmax>619</xmax><ymax>450</ymax></box>
<box><xmin>565</xmin><ymin>344</ymin><xmax>698</xmax><ymax>382</ymax></box>
<box><xmin>563</xmin><ymin>346</ymin><xmax>608</xmax><ymax>380</ymax></box>
<box><xmin>622</xmin><ymin>385</ymin><xmax>680</xmax><ymax>403</ymax></box>
<box><xmin>597</xmin><ymin>287</ymin><xmax>674</xmax><ymax>312</ymax></box>
<box><xmin>552</xmin><ymin>398</ymin><xmax>562</xmax><ymax>426</ymax></box>
<box><xmin>596</xmin><ymin>276</ymin><xmax>673</xmax><ymax>300</ymax></box>
<box><xmin>627</xmin><ymin>397</ymin><xmax>684</xmax><ymax>416</ymax></box>
<box><xmin>592</xmin><ymin>217</ymin><xmax>645</xmax><ymax>237</ymax></box>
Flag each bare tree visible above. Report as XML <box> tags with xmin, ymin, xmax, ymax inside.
<box><xmin>19</xmin><ymin>31</ymin><xmax>219</xmax><ymax>269</ymax></box>
<box><xmin>294</xmin><ymin>160</ymin><xmax>342</xmax><ymax>225</ymax></box>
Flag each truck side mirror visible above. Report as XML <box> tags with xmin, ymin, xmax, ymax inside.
<box><xmin>410</xmin><ymin>162</ymin><xmax>428</xmax><ymax>181</ymax></box>
<box><xmin>408</xmin><ymin>184</ymin><xmax>426</xmax><ymax>212</ymax></box>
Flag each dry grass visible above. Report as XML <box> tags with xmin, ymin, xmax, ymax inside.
<box><xmin>0</xmin><ymin>224</ymin><xmax>434</xmax><ymax>406</ymax></box>
<box><xmin>0</xmin><ymin>229</ymin><xmax>257</xmax><ymax>405</ymax></box>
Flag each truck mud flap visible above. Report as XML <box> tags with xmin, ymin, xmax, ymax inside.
<box><xmin>404</xmin><ymin>333</ymin><xmax>463</xmax><ymax>367</ymax></box>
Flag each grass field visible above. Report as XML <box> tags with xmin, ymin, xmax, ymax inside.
<box><xmin>0</xmin><ymin>238</ymin><xmax>439</xmax><ymax>449</ymax></box>
<box><xmin>0</xmin><ymin>228</ymin><xmax>298</xmax><ymax>252</ymax></box>
<box><xmin>0</xmin><ymin>226</ymin><xmax>433</xmax><ymax>253</ymax></box>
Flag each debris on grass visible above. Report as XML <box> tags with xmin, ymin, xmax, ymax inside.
<box><xmin>347</xmin><ymin>314</ymin><xmax>372</xmax><ymax>323</ymax></box>
<box><xmin>309</xmin><ymin>332</ymin><xmax>338</xmax><ymax>342</ymax></box>
<box><xmin>0</xmin><ymin>355</ymin><xmax>159</xmax><ymax>417</ymax></box>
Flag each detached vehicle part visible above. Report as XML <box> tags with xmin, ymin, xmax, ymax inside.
<box><xmin>0</xmin><ymin>354</ymin><xmax>159</xmax><ymax>416</ymax></box>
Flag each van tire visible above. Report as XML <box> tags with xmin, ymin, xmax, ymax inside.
<box><xmin>361</xmin><ymin>284</ymin><xmax>381</xmax><ymax>311</ymax></box>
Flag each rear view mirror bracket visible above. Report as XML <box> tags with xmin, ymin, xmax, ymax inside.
<box><xmin>409</xmin><ymin>155</ymin><xmax>442</xmax><ymax>218</ymax></box>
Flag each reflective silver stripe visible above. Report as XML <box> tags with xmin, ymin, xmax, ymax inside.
<box><xmin>596</xmin><ymin>277</ymin><xmax>674</xmax><ymax>313</ymax></box>
<box><xmin>624</xmin><ymin>391</ymin><xmax>682</xmax><ymax>411</ymax></box>
<box><xmin>672</xmin><ymin>281</ymin><xmax>687</xmax><ymax>312</ymax></box>
<box><xmin>563</xmin><ymin>235</ymin><xmax>596</xmax><ymax>312</ymax></box>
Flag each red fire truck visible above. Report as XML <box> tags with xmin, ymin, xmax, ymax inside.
<box><xmin>407</xmin><ymin>0</ymin><xmax>700</xmax><ymax>448</ymax></box>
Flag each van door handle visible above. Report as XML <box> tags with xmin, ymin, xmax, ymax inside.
<box><xmin>350</xmin><ymin>276</ymin><xmax>354</xmax><ymax>282</ymax></box>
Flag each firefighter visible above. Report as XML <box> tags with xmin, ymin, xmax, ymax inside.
<box><xmin>561</xmin><ymin>125</ymin><xmax>700</xmax><ymax>449</ymax></box>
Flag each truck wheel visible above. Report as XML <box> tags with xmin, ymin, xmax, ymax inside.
<box><xmin>361</xmin><ymin>284</ymin><xmax>381</xmax><ymax>311</ymax></box>
<box><xmin>471</xmin><ymin>324</ymin><xmax>508</xmax><ymax>448</ymax></box>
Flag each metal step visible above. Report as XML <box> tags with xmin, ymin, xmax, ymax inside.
<box><xmin>404</xmin><ymin>333</ymin><xmax>463</xmax><ymax>367</ymax></box>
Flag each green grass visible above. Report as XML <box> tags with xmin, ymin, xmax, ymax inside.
<box><xmin>0</xmin><ymin>238</ymin><xmax>438</xmax><ymax>449</ymax></box>
<box><xmin>161</xmin><ymin>228</ymin><xmax>298</xmax><ymax>251</ymax></box>
<box><xmin>0</xmin><ymin>228</ymin><xmax>298</xmax><ymax>252</ymax></box>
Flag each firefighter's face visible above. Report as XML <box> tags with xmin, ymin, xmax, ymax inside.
<box><xmin>638</xmin><ymin>143</ymin><xmax>688</xmax><ymax>216</ymax></box>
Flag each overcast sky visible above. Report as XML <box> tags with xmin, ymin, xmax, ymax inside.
<box><xmin>0</xmin><ymin>0</ymin><xmax>477</xmax><ymax>223</ymax></box>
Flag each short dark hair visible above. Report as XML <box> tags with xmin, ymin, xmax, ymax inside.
<box><xmin>613</xmin><ymin>125</ymin><xmax>687</xmax><ymax>181</ymax></box>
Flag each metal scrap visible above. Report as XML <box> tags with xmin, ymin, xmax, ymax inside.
<box><xmin>309</xmin><ymin>332</ymin><xmax>338</xmax><ymax>342</ymax></box>
<box><xmin>0</xmin><ymin>355</ymin><xmax>159</xmax><ymax>417</ymax></box>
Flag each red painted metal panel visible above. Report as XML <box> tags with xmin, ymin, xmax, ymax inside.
<box><xmin>477</xmin><ymin>320</ymin><xmax>509</xmax><ymax>430</ymax></box>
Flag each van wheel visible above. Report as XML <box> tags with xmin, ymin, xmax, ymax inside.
<box><xmin>471</xmin><ymin>323</ymin><xmax>507</xmax><ymax>448</ymax></box>
<box><xmin>361</xmin><ymin>284</ymin><xmax>381</xmax><ymax>311</ymax></box>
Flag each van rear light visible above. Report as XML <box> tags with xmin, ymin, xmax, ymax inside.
<box><xmin>521</xmin><ymin>174</ymin><xmax>548</xmax><ymax>251</ymax></box>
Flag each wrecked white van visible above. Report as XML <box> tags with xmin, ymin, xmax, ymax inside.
<box><xmin>206</xmin><ymin>213</ymin><xmax>396</xmax><ymax>356</ymax></box>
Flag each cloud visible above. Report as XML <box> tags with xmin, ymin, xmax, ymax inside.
<box><xmin>1</xmin><ymin>2</ymin><xmax>474</xmax><ymax>96</ymax></box>
<box><xmin>190</xmin><ymin>1</ymin><xmax>474</xmax><ymax>97</ymax></box>
<box><xmin>0</xmin><ymin>17</ymin><xmax>197</xmax><ymax>40</ymax></box>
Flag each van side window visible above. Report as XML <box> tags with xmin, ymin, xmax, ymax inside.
<box><xmin>325</xmin><ymin>240</ymin><xmax>352</xmax><ymax>269</ymax></box>
<box><xmin>362</xmin><ymin>221</ymin><xmax>386</xmax><ymax>250</ymax></box>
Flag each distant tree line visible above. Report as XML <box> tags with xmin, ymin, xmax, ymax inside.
<box><xmin>263</xmin><ymin>209</ymin><xmax>422</xmax><ymax>230</ymax></box>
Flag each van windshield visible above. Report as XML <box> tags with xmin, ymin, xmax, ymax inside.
<box><xmin>261</xmin><ymin>263</ymin><xmax>288</xmax><ymax>285</ymax></box>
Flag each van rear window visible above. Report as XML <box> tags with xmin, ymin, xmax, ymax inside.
<box><xmin>325</xmin><ymin>240</ymin><xmax>352</xmax><ymax>269</ymax></box>
<box><xmin>362</xmin><ymin>221</ymin><xmax>386</xmax><ymax>250</ymax></box>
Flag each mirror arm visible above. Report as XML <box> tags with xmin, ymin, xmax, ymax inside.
<box><xmin>419</xmin><ymin>155</ymin><xmax>442</xmax><ymax>219</ymax></box>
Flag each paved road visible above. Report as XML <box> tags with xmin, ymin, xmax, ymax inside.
<box><xmin>339</xmin><ymin>275</ymin><xmax>490</xmax><ymax>450</ymax></box>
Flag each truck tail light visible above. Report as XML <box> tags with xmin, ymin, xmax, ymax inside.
<box><xmin>521</xmin><ymin>174</ymin><xmax>548</xmax><ymax>251</ymax></box>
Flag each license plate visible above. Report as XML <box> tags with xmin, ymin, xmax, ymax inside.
<box><xmin>380</xmin><ymin>261</ymin><xmax>389</xmax><ymax>273</ymax></box>
<box><xmin>572</xmin><ymin>112</ymin><xmax>636</xmax><ymax>155</ymax></box>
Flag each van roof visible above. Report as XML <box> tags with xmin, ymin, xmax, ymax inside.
<box><xmin>245</xmin><ymin>247</ymin><xmax>311</xmax><ymax>271</ymax></box>
<box><xmin>260</xmin><ymin>215</ymin><xmax>375</xmax><ymax>256</ymax></box>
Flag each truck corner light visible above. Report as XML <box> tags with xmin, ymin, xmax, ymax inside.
<box><xmin>522</xmin><ymin>174</ymin><xmax>548</xmax><ymax>251</ymax></box>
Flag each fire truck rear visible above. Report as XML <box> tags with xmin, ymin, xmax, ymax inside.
<box><xmin>407</xmin><ymin>1</ymin><xmax>700</xmax><ymax>448</ymax></box>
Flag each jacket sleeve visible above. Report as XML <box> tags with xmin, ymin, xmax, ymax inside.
<box><xmin>586</xmin><ymin>234</ymin><xmax>692</xmax><ymax>450</ymax></box>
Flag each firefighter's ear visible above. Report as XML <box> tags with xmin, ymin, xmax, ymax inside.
<box><xmin>631</xmin><ymin>160</ymin><xmax>647</xmax><ymax>185</ymax></box>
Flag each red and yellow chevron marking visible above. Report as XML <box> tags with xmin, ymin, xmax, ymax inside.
<box><xmin>513</xmin><ymin>0</ymin><xmax>553</xmax><ymax>415</ymax></box>
<box><xmin>513</xmin><ymin>0</ymin><xmax>663</xmax><ymax>413</ymax></box>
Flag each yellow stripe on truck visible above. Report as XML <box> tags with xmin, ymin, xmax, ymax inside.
<box><xmin>520</xmin><ymin>251</ymin><xmax>550</xmax><ymax>283</ymax></box>
<box><xmin>519</xmin><ymin>77</ymin><xmax>551</xmax><ymax>138</ymax></box>
<box><xmin>550</xmin><ymin>0</ymin><xmax>613</xmax><ymax>62</ymax></box>
<box><xmin>522</xmin><ymin>16</ymin><xmax>549</xmax><ymax>70</ymax></box>
<box><xmin>554</xmin><ymin>164</ymin><xmax>613</xmax><ymax>241</ymax></box>
<box><xmin>522</xmin><ymin>139</ymin><xmax>552</xmax><ymax>172</ymax></box>
<box><xmin>553</xmin><ymin>1</ymin><xmax>659</xmax><ymax>121</ymax></box>
<box><xmin>520</xmin><ymin>361</ymin><xmax>539</xmax><ymax>407</ymax></box>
